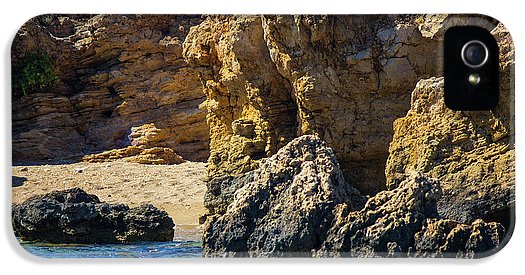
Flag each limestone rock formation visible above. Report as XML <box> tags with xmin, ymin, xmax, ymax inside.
<box><xmin>82</xmin><ymin>146</ymin><xmax>184</xmax><ymax>165</ymax></box>
<box><xmin>202</xmin><ymin>135</ymin><xmax>366</xmax><ymax>257</ymax></box>
<box><xmin>12</xmin><ymin>188</ymin><xmax>175</xmax><ymax>243</ymax></box>
<box><xmin>384</xmin><ymin>77</ymin><xmax>514</xmax><ymax>225</ymax></box>
<box><xmin>12</xmin><ymin>15</ymin><xmax>209</xmax><ymax>163</ymax></box>
<box><xmin>384</xmin><ymin>22</ymin><xmax>514</xmax><ymax>228</ymax></box>
<box><xmin>184</xmin><ymin>15</ymin><xmax>445</xmax><ymax>194</ymax></box>
<box><xmin>12</xmin><ymin>94</ymin><xmax>86</xmax><ymax>161</ymax></box>
<box><xmin>261</xmin><ymin>15</ymin><xmax>441</xmax><ymax>195</ymax></box>
<box><xmin>183</xmin><ymin>16</ymin><xmax>299</xmax><ymax>181</ymax></box>
<box><xmin>317</xmin><ymin>172</ymin><xmax>442</xmax><ymax>257</ymax></box>
<box><xmin>417</xmin><ymin>14</ymin><xmax>498</xmax><ymax>39</ymax></box>
<box><xmin>412</xmin><ymin>218</ymin><xmax>505</xmax><ymax>258</ymax></box>
<box><xmin>128</xmin><ymin>123</ymin><xmax>170</xmax><ymax>147</ymax></box>
<box><xmin>82</xmin><ymin>123</ymin><xmax>185</xmax><ymax>164</ymax></box>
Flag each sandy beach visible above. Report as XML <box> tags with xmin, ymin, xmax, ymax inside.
<box><xmin>12</xmin><ymin>161</ymin><xmax>207</xmax><ymax>241</ymax></box>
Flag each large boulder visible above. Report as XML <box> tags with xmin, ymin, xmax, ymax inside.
<box><xmin>202</xmin><ymin>135</ymin><xmax>366</xmax><ymax>257</ymax></box>
<box><xmin>12</xmin><ymin>188</ymin><xmax>174</xmax><ymax>243</ymax></box>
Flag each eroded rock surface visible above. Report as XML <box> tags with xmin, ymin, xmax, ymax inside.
<box><xmin>261</xmin><ymin>15</ymin><xmax>440</xmax><ymax>194</ymax></box>
<box><xmin>384</xmin><ymin>77</ymin><xmax>514</xmax><ymax>226</ymax></box>
<box><xmin>12</xmin><ymin>15</ymin><xmax>209</xmax><ymax>163</ymax></box>
<box><xmin>203</xmin><ymin>140</ymin><xmax>506</xmax><ymax>258</ymax></box>
<box><xmin>317</xmin><ymin>172</ymin><xmax>442</xmax><ymax>257</ymax></box>
<box><xmin>183</xmin><ymin>16</ymin><xmax>299</xmax><ymax>181</ymax></box>
<box><xmin>183</xmin><ymin>15</ymin><xmax>444</xmax><ymax>194</ymax></box>
<box><xmin>384</xmin><ymin>23</ymin><xmax>514</xmax><ymax>227</ymax></box>
<box><xmin>412</xmin><ymin>218</ymin><xmax>505</xmax><ymax>258</ymax></box>
<box><xmin>12</xmin><ymin>188</ymin><xmax>175</xmax><ymax>243</ymax></box>
<box><xmin>82</xmin><ymin>146</ymin><xmax>184</xmax><ymax>165</ymax></box>
<box><xmin>82</xmin><ymin>123</ymin><xmax>186</xmax><ymax>164</ymax></box>
<box><xmin>202</xmin><ymin>135</ymin><xmax>365</xmax><ymax>257</ymax></box>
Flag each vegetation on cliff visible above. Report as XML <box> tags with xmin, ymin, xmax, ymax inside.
<box><xmin>12</xmin><ymin>51</ymin><xmax>59</xmax><ymax>96</ymax></box>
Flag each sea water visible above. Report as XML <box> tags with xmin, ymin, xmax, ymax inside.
<box><xmin>19</xmin><ymin>240</ymin><xmax>202</xmax><ymax>258</ymax></box>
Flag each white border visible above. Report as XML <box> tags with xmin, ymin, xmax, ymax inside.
<box><xmin>1</xmin><ymin>1</ymin><xmax>522</xmax><ymax>274</ymax></box>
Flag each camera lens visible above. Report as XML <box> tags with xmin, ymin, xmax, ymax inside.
<box><xmin>461</xmin><ymin>40</ymin><xmax>488</xmax><ymax>68</ymax></box>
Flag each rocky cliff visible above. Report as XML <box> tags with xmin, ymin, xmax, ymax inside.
<box><xmin>12</xmin><ymin>15</ymin><xmax>209</xmax><ymax>163</ymax></box>
<box><xmin>182</xmin><ymin>15</ymin><xmax>506</xmax><ymax>197</ymax></box>
<box><xmin>385</xmin><ymin>23</ymin><xmax>515</xmax><ymax>227</ymax></box>
<box><xmin>185</xmin><ymin>15</ymin><xmax>513</xmax><ymax>257</ymax></box>
<box><xmin>184</xmin><ymin>15</ymin><xmax>441</xmax><ymax>194</ymax></box>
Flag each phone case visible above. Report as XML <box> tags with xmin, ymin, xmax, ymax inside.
<box><xmin>11</xmin><ymin>14</ymin><xmax>515</xmax><ymax>258</ymax></box>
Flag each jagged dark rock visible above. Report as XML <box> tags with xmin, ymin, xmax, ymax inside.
<box><xmin>412</xmin><ymin>218</ymin><xmax>505</xmax><ymax>258</ymax></box>
<box><xmin>12</xmin><ymin>188</ymin><xmax>174</xmax><ymax>244</ymax></box>
<box><xmin>203</xmin><ymin>139</ymin><xmax>506</xmax><ymax>258</ymax></box>
<box><xmin>204</xmin><ymin>173</ymin><xmax>254</xmax><ymax>215</ymax></box>
<box><xmin>202</xmin><ymin>135</ymin><xmax>366</xmax><ymax>257</ymax></box>
<box><xmin>317</xmin><ymin>172</ymin><xmax>442</xmax><ymax>257</ymax></box>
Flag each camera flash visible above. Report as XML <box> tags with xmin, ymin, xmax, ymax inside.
<box><xmin>469</xmin><ymin>73</ymin><xmax>481</xmax><ymax>85</ymax></box>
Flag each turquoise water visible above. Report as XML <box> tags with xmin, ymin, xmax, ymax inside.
<box><xmin>20</xmin><ymin>240</ymin><xmax>202</xmax><ymax>258</ymax></box>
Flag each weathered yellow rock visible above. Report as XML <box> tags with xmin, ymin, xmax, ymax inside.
<box><xmin>184</xmin><ymin>15</ymin><xmax>443</xmax><ymax>194</ymax></box>
<box><xmin>385</xmin><ymin>24</ymin><xmax>514</xmax><ymax>224</ymax></box>
<box><xmin>183</xmin><ymin>16</ymin><xmax>299</xmax><ymax>179</ymax></box>
<box><xmin>128</xmin><ymin>123</ymin><xmax>170</xmax><ymax>147</ymax></box>
<box><xmin>12</xmin><ymin>15</ymin><xmax>209</xmax><ymax>163</ymax></box>
<box><xmin>83</xmin><ymin>145</ymin><xmax>184</xmax><ymax>165</ymax></box>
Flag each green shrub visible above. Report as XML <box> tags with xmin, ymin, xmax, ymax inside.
<box><xmin>12</xmin><ymin>52</ymin><xmax>59</xmax><ymax>96</ymax></box>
